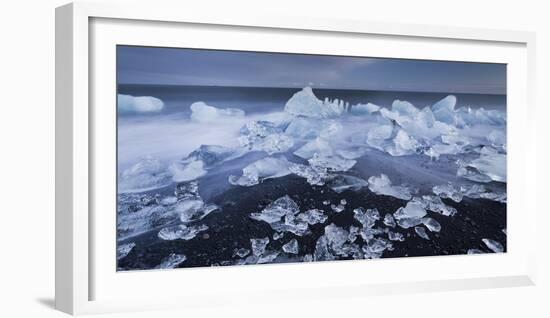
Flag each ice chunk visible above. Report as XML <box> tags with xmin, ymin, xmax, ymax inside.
<box><xmin>482</xmin><ymin>238</ymin><xmax>504</xmax><ymax>253</ymax></box>
<box><xmin>117</xmin><ymin>242</ymin><xmax>136</xmax><ymax>260</ymax></box>
<box><xmin>368</xmin><ymin>174</ymin><xmax>412</xmax><ymax>200</ymax></box>
<box><xmin>348</xmin><ymin>226</ymin><xmax>360</xmax><ymax>242</ymax></box>
<box><xmin>313</xmin><ymin>235</ymin><xmax>335</xmax><ymax>261</ymax></box>
<box><xmin>284</xmin><ymin>87</ymin><xmax>345</xmax><ymax>118</ymax></box>
<box><xmin>170</xmin><ymin>145</ymin><xmax>239</xmax><ymax>181</ymax></box>
<box><xmin>284</xmin><ymin>117</ymin><xmax>322</xmax><ymax>139</ymax></box>
<box><xmin>175</xmin><ymin>197</ymin><xmax>204</xmax><ymax>222</ymax></box>
<box><xmin>257</xmin><ymin>251</ymin><xmax>280</xmax><ymax>264</ymax></box>
<box><xmin>250</xmin><ymin>237</ymin><xmax>270</xmax><ymax>256</ymax></box>
<box><xmin>392</xmin><ymin>100</ymin><xmax>419</xmax><ymax>118</ymax></box>
<box><xmin>117</xmin><ymin>196</ymin><xmax>179</xmax><ymax>240</ymax></box>
<box><xmin>169</xmin><ymin>159</ymin><xmax>206</xmax><ymax>182</ymax></box>
<box><xmin>467</xmin><ymin>153</ymin><xmax>506</xmax><ymax>183</ymax></box>
<box><xmin>174</xmin><ymin>180</ymin><xmax>199</xmax><ymax>199</ymax></box>
<box><xmin>415</xmin><ymin>226</ymin><xmax>430</xmax><ymax>240</ymax></box>
<box><xmin>324</xmin><ymin>223</ymin><xmax>349</xmax><ymax>251</ymax></box>
<box><xmin>282</xmin><ymin>239</ymin><xmax>299</xmax><ymax>254</ymax></box>
<box><xmin>487</xmin><ymin>130</ymin><xmax>506</xmax><ymax>148</ymax></box>
<box><xmin>160</xmin><ymin>196</ymin><xmax>177</xmax><ymax>206</ymax></box>
<box><xmin>158</xmin><ymin>224</ymin><xmax>208</xmax><ymax>240</ymax></box>
<box><xmin>383</xmin><ymin>213</ymin><xmax>396</xmax><ymax>227</ymax></box>
<box><xmin>432</xmin><ymin>184</ymin><xmax>463</xmax><ymax>202</ymax></box>
<box><xmin>467</xmin><ymin>249</ymin><xmax>485</xmax><ymax>254</ymax></box>
<box><xmin>331</xmin><ymin>204</ymin><xmax>345</xmax><ymax>213</ymax></box>
<box><xmin>118</xmin><ymin>94</ymin><xmax>164</xmax><ymax>113</ymax></box>
<box><xmin>366</xmin><ymin>125</ymin><xmax>395</xmax><ymax>151</ymax></box>
<box><xmin>233</xmin><ymin>248</ymin><xmax>250</xmax><ymax>258</ymax></box>
<box><xmin>190</xmin><ymin>101</ymin><xmax>245</xmax><ymax>123</ymax></box>
<box><xmin>250</xmin><ymin>195</ymin><xmax>300</xmax><ymax>224</ymax></box>
<box><xmin>431</xmin><ymin>95</ymin><xmax>457</xmax><ymax>125</ymax></box>
<box><xmin>362</xmin><ymin>237</ymin><xmax>393</xmax><ymax>259</ymax></box>
<box><xmin>308</xmin><ymin>153</ymin><xmax>356</xmax><ymax>173</ymax></box>
<box><xmin>296</xmin><ymin>209</ymin><xmax>328</xmax><ymax>225</ymax></box>
<box><xmin>351</xmin><ymin>103</ymin><xmax>380</xmax><ymax>115</ymax></box>
<box><xmin>118</xmin><ymin>157</ymin><xmax>172</xmax><ymax>193</ymax></box>
<box><xmin>157</xmin><ymin>253</ymin><xmax>187</xmax><ymax>269</ymax></box>
<box><xmin>353</xmin><ymin>207</ymin><xmax>380</xmax><ymax>228</ymax></box>
<box><xmin>294</xmin><ymin>137</ymin><xmax>333</xmax><ymax>159</ymax></box>
<box><xmin>394</xmin><ymin>201</ymin><xmax>427</xmax><ymax>220</ymax></box>
<box><xmin>273</xmin><ymin>232</ymin><xmax>284</xmax><ymax>240</ymax></box>
<box><xmin>229</xmin><ymin>157</ymin><xmax>293</xmax><ymax>186</ymax></box>
<box><xmin>395</xmin><ymin>217</ymin><xmax>424</xmax><ymax>229</ymax></box>
<box><xmin>387</xmin><ymin>129</ymin><xmax>420</xmax><ymax>156</ymax></box>
<box><xmin>238</xmin><ymin>121</ymin><xmax>293</xmax><ymax>155</ymax></box>
<box><xmin>388</xmin><ymin>231</ymin><xmax>405</xmax><ymax>241</ymax></box>
<box><xmin>326</xmin><ymin>175</ymin><xmax>368</xmax><ymax>193</ymax></box>
<box><xmin>422</xmin><ymin>217</ymin><xmax>441</xmax><ymax>232</ymax></box>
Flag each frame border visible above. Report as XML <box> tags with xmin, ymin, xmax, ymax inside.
<box><xmin>55</xmin><ymin>1</ymin><xmax>537</xmax><ymax>315</ymax></box>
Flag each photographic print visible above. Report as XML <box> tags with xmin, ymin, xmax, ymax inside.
<box><xmin>116</xmin><ymin>46</ymin><xmax>507</xmax><ymax>271</ymax></box>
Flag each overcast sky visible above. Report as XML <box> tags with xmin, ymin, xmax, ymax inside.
<box><xmin>117</xmin><ymin>45</ymin><xmax>506</xmax><ymax>94</ymax></box>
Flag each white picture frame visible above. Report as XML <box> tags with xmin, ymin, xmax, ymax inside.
<box><xmin>55</xmin><ymin>1</ymin><xmax>537</xmax><ymax>315</ymax></box>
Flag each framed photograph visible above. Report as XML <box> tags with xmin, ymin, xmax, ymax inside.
<box><xmin>56</xmin><ymin>2</ymin><xmax>537</xmax><ymax>315</ymax></box>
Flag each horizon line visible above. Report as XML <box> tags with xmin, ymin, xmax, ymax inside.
<box><xmin>116</xmin><ymin>83</ymin><xmax>506</xmax><ymax>96</ymax></box>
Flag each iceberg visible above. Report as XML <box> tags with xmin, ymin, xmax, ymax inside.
<box><xmin>117</xmin><ymin>242</ymin><xmax>136</xmax><ymax>260</ymax></box>
<box><xmin>368</xmin><ymin>174</ymin><xmax>412</xmax><ymax>200</ymax></box>
<box><xmin>229</xmin><ymin>157</ymin><xmax>293</xmax><ymax>186</ymax></box>
<box><xmin>158</xmin><ymin>224</ymin><xmax>208</xmax><ymax>241</ymax></box>
<box><xmin>190</xmin><ymin>101</ymin><xmax>245</xmax><ymax>123</ymax></box>
<box><xmin>156</xmin><ymin>253</ymin><xmax>187</xmax><ymax>269</ymax></box>
<box><xmin>118</xmin><ymin>157</ymin><xmax>172</xmax><ymax>193</ymax></box>
<box><xmin>282</xmin><ymin>239</ymin><xmax>299</xmax><ymax>254</ymax></box>
<box><xmin>118</xmin><ymin>94</ymin><xmax>164</xmax><ymax>113</ymax></box>
<box><xmin>284</xmin><ymin>87</ymin><xmax>345</xmax><ymax>118</ymax></box>
<box><xmin>482</xmin><ymin>238</ymin><xmax>504</xmax><ymax>253</ymax></box>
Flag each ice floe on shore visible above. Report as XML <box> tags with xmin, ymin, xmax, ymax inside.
<box><xmin>118</xmin><ymin>86</ymin><xmax>507</xmax><ymax>269</ymax></box>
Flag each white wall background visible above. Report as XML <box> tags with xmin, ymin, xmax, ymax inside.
<box><xmin>0</xmin><ymin>0</ymin><xmax>547</xmax><ymax>317</ymax></box>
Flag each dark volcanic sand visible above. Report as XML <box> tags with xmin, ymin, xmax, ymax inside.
<box><xmin>117</xmin><ymin>175</ymin><xmax>507</xmax><ymax>271</ymax></box>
